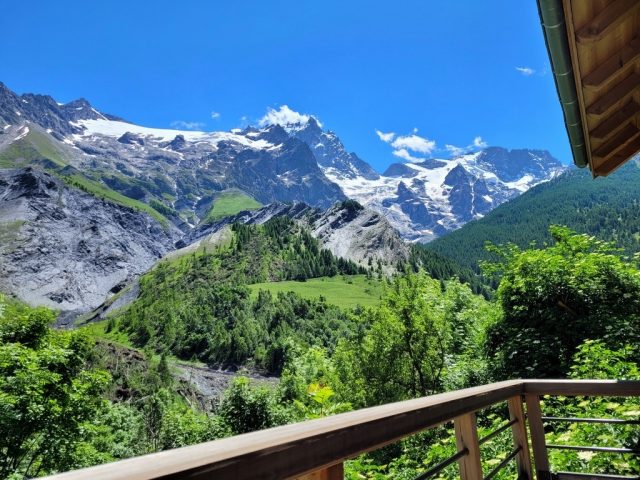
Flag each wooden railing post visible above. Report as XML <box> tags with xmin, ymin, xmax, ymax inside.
<box><xmin>295</xmin><ymin>463</ymin><xmax>343</xmax><ymax>480</ymax></box>
<box><xmin>508</xmin><ymin>396</ymin><xmax>533</xmax><ymax>479</ymax></box>
<box><xmin>454</xmin><ymin>412</ymin><xmax>483</xmax><ymax>480</ymax></box>
<box><xmin>525</xmin><ymin>394</ymin><xmax>551</xmax><ymax>480</ymax></box>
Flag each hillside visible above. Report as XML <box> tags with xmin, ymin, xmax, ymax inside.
<box><xmin>425</xmin><ymin>160</ymin><xmax>640</xmax><ymax>274</ymax></box>
<box><xmin>110</xmin><ymin>217</ymin><xmax>368</xmax><ymax>372</ymax></box>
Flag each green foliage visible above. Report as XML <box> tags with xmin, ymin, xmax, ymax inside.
<box><xmin>292</xmin><ymin>383</ymin><xmax>351</xmax><ymax>419</ymax></box>
<box><xmin>278</xmin><ymin>345</ymin><xmax>340</xmax><ymax>403</ymax></box>
<box><xmin>485</xmin><ymin>226</ymin><xmax>640</xmax><ymax>379</ymax></box>
<box><xmin>231</xmin><ymin>217</ymin><xmax>365</xmax><ymax>281</ymax></box>
<box><xmin>204</xmin><ymin>190</ymin><xmax>262</xmax><ymax>222</ymax></box>
<box><xmin>407</xmin><ymin>244</ymin><xmax>492</xmax><ymax>297</ymax></box>
<box><xmin>149</xmin><ymin>199</ymin><xmax>178</xmax><ymax>218</ymax></box>
<box><xmin>334</xmin><ymin>273</ymin><xmax>493</xmax><ymax>407</ymax></box>
<box><xmin>218</xmin><ymin>377</ymin><xmax>287</xmax><ymax>434</ymax></box>
<box><xmin>0</xmin><ymin>297</ymin><xmax>111</xmax><ymax>478</ymax></box>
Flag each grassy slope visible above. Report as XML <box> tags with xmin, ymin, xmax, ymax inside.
<box><xmin>204</xmin><ymin>190</ymin><xmax>261</xmax><ymax>222</ymax></box>
<box><xmin>0</xmin><ymin>129</ymin><xmax>67</xmax><ymax>168</ymax></box>
<box><xmin>80</xmin><ymin>319</ymin><xmax>135</xmax><ymax>349</ymax></box>
<box><xmin>62</xmin><ymin>173</ymin><xmax>169</xmax><ymax>227</ymax></box>
<box><xmin>248</xmin><ymin>275</ymin><xmax>384</xmax><ymax>309</ymax></box>
<box><xmin>0</xmin><ymin>130</ymin><xmax>169</xmax><ymax>227</ymax></box>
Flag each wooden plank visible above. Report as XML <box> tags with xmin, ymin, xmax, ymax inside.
<box><xmin>582</xmin><ymin>37</ymin><xmax>640</xmax><ymax>87</ymax></box>
<box><xmin>586</xmin><ymin>72</ymin><xmax>640</xmax><ymax>116</ymax></box>
<box><xmin>576</xmin><ymin>0</ymin><xmax>640</xmax><ymax>43</ymax></box>
<box><xmin>454</xmin><ymin>413</ymin><xmax>482</xmax><ymax>480</ymax></box>
<box><xmin>295</xmin><ymin>463</ymin><xmax>343</xmax><ymax>480</ymax></box>
<box><xmin>508</xmin><ymin>396</ymin><xmax>533</xmax><ymax>480</ymax></box>
<box><xmin>42</xmin><ymin>380</ymin><xmax>524</xmax><ymax>480</ymax></box>
<box><xmin>594</xmin><ymin>134</ymin><xmax>640</xmax><ymax>176</ymax></box>
<box><xmin>524</xmin><ymin>380</ymin><xmax>640</xmax><ymax>397</ymax></box>
<box><xmin>590</xmin><ymin>100</ymin><xmax>640</xmax><ymax>139</ymax></box>
<box><xmin>593</xmin><ymin>123</ymin><xmax>640</xmax><ymax>159</ymax></box>
<box><xmin>525</xmin><ymin>394</ymin><xmax>550</xmax><ymax>480</ymax></box>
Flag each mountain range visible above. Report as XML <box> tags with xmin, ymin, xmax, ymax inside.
<box><xmin>425</xmin><ymin>159</ymin><xmax>640</xmax><ymax>274</ymax></box>
<box><xmin>0</xmin><ymin>82</ymin><xmax>564</xmax><ymax>238</ymax></box>
<box><xmin>0</xmin><ymin>82</ymin><xmax>566</xmax><ymax>315</ymax></box>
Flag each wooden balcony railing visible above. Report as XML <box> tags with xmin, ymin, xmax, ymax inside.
<box><xmin>44</xmin><ymin>380</ymin><xmax>640</xmax><ymax>480</ymax></box>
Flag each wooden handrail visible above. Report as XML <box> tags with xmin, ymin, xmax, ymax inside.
<box><xmin>523</xmin><ymin>379</ymin><xmax>640</xmax><ymax>396</ymax></box>
<box><xmin>42</xmin><ymin>380</ymin><xmax>640</xmax><ymax>480</ymax></box>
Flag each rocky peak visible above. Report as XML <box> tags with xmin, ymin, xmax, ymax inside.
<box><xmin>297</xmin><ymin>116</ymin><xmax>322</xmax><ymax>134</ymax></box>
<box><xmin>476</xmin><ymin>147</ymin><xmax>564</xmax><ymax>182</ymax></box>
<box><xmin>443</xmin><ymin>164</ymin><xmax>472</xmax><ymax>187</ymax></box>
<box><xmin>61</xmin><ymin>98</ymin><xmax>104</xmax><ymax>122</ymax></box>
<box><xmin>117</xmin><ymin>132</ymin><xmax>145</xmax><ymax>145</ymax></box>
<box><xmin>290</xmin><ymin>119</ymin><xmax>380</xmax><ymax>181</ymax></box>
<box><xmin>0</xmin><ymin>82</ymin><xmax>119</xmax><ymax>135</ymax></box>
<box><xmin>167</xmin><ymin>134</ymin><xmax>186</xmax><ymax>150</ymax></box>
<box><xmin>252</xmin><ymin>124</ymin><xmax>290</xmax><ymax>145</ymax></box>
<box><xmin>383</xmin><ymin>163</ymin><xmax>418</xmax><ymax>178</ymax></box>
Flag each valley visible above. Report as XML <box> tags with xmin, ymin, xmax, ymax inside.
<box><xmin>1</xmin><ymin>82</ymin><xmax>640</xmax><ymax>479</ymax></box>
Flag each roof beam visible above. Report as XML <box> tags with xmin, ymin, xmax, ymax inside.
<box><xmin>582</xmin><ymin>37</ymin><xmax>640</xmax><ymax>87</ymax></box>
<box><xmin>576</xmin><ymin>0</ymin><xmax>640</xmax><ymax>43</ymax></box>
<box><xmin>593</xmin><ymin>123</ymin><xmax>640</xmax><ymax>158</ymax></box>
<box><xmin>586</xmin><ymin>72</ymin><xmax>639</xmax><ymax>116</ymax></box>
<box><xmin>590</xmin><ymin>100</ymin><xmax>640</xmax><ymax>139</ymax></box>
<box><xmin>594</xmin><ymin>135</ymin><xmax>640</xmax><ymax>176</ymax></box>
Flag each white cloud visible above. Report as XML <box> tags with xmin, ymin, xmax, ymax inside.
<box><xmin>473</xmin><ymin>136</ymin><xmax>488</xmax><ymax>148</ymax></box>
<box><xmin>210</xmin><ymin>111</ymin><xmax>221</xmax><ymax>120</ymax></box>
<box><xmin>445</xmin><ymin>144</ymin><xmax>466</xmax><ymax>157</ymax></box>
<box><xmin>392</xmin><ymin>148</ymin><xmax>423</xmax><ymax>163</ymax></box>
<box><xmin>375</xmin><ymin>128</ymin><xmax>436</xmax><ymax>163</ymax></box>
<box><xmin>391</xmin><ymin>133</ymin><xmax>436</xmax><ymax>155</ymax></box>
<box><xmin>515</xmin><ymin>66</ymin><xmax>535</xmax><ymax>76</ymax></box>
<box><xmin>258</xmin><ymin>105</ymin><xmax>321</xmax><ymax>128</ymax></box>
<box><xmin>445</xmin><ymin>136</ymin><xmax>489</xmax><ymax>158</ymax></box>
<box><xmin>375</xmin><ymin>130</ymin><xmax>395</xmax><ymax>143</ymax></box>
<box><xmin>170</xmin><ymin>120</ymin><xmax>205</xmax><ymax>130</ymax></box>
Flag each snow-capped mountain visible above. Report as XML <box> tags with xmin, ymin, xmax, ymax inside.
<box><xmin>322</xmin><ymin>148</ymin><xmax>565</xmax><ymax>242</ymax></box>
<box><xmin>259</xmin><ymin>112</ymin><xmax>565</xmax><ymax>242</ymax></box>
<box><xmin>0</xmin><ymin>82</ymin><xmax>564</xmax><ymax>244</ymax></box>
<box><xmin>0</xmin><ymin>83</ymin><xmax>567</xmax><ymax>315</ymax></box>
<box><xmin>285</xmin><ymin>117</ymin><xmax>380</xmax><ymax>180</ymax></box>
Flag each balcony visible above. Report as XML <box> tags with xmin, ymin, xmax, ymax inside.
<box><xmin>44</xmin><ymin>380</ymin><xmax>640</xmax><ymax>480</ymax></box>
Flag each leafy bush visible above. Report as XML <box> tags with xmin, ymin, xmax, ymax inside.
<box><xmin>484</xmin><ymin>226</ymin><xmax>640</xmax><ymax>379</ymax></box>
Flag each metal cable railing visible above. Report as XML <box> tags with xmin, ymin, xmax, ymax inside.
<box><xmin>534</xmin><ymin>406</ymin><xmax>640</xmax><ymax>480</ymax></box>
<box><xmin>414</xmin><ymin>448</ymin><xmax>469</xmax><ymax>480</ymax></box>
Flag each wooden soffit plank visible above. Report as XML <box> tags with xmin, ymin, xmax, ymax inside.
<box><xmin>586</xmin><ymin>72</ymin><xmax>640</xmax><ymax>116</ymax></box>
<box><xmin>582</xmin><ymin>36</ymin><xmax>640</xmax><ymax>87</ymax></box>
<box><xmin>590</xmin><ymin>100</ymin><xmax>640</xmax><ymax>139</ymax></box>
<box><xmin>576</xmin><ymin>0</ymin><xmax>640</xmax><ymax>42</ymax></box>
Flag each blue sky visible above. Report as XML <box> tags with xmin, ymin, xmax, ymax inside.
<box><xmin>0</xmin><ymin>1</ymin><xmax>571</xmax><ymax>172</ymax></box>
